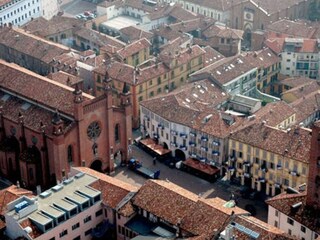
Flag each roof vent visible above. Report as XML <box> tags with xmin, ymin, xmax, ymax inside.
<box><xmin>75</xmin><ymin>172</ymin><xmax>85</xmax><ymax>179</ymax></box>
<box><xmin>63</xmin><ymin>178</ymin><xmax>74</xmax><ymax>185</ymax></box>
<box><xmin>39</xmin><ymin>191</ymin><xmax>52</xmax><ymax>199</ymax></box>
<box><xmin>51</xmin><ymin>185</ymin><xmax>63</xmax><ymax>192</ymax></box>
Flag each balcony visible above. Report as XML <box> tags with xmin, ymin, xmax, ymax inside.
<box><xmin>170</xmin><ymin>142</ymin><xmax>177</xmax><ymax>147</ymax></box>
<box><xmin>274</xmin><ymin>183</ymin><xmax>281</xmax><ymax>188</ymax></box>
<box><xmin>244</xmin><ymin>173</ymin><xmax>251</xmax><ymax>178</ymax></box>
<box><xmin>201</xmin><ymin>136</ymin><xmax>208</xmax><ymax>142</ymax></box>
<box><xmin>276</xmin><ymin>164</ymin><xmax>282</xmax><ymax>170</ymax></box>
<box><xmin>189</xmin><ymin>141</ymin><xmax>196</xmax><ymax>147</ymax></box>
<box><xmin>212</xmin><ymin>141</ymin><xmax>220</xmax><ymax>146</ymax></box>
<box><xmin>189</xmin><ymin>132</ymin><xmax>196</xmax><ymax>137</ymax></box>
<box><xmin>289</xmin><ymin>171</ymin><xmax>300</xmax><ymax>177</ymax></box>
<box><xmin>189</xmin><ymin>152</ymin><xmax>197</xmax><ymax>158</ymax></box>
<box><xmin>200</xmin><ymin>146</ymin><xmax>208</xmax><ymax>152</ymax></box>
<box><xmin>199</xmin><ymin>157</ymin><xmax>207</xmax><ymax>162</ymax></box>
<box><xmin>171</xmin><ymin>130</ymin><xmax>178</xmax><ymax>136</ymax></box>
<box><xmin>228</xmin><ymin>166</ymin><xmax>235</xmax><ymax>171</ymax></box>
<box><xmin>153</xmin><ymin>133</ymin><xmax>159</xmax><ymax>139</ymax></box>
<box><xmin>180</xmin><ymin>133</ymin><xmax>187</xmax><ymax>139</ymax></box>
<box><xmin>158</xmin><ymin>123</ymin><xmax>164</xmax><ymax>129</ymax></box>
<box><xmin>179</xmin><ymin>145</ymin><xmax>187</xmax><ymax>151</ymax></box>
<box><xmin>258</xmin><ymin>177</ymin><xmax>266</xmax><ymax>183</ymax></box>
<box><xmin>243</xmin><ymin>161</ymin><xmax>251</xmax><ymax>167</ymax></box>
<box><xmin>212</xmin><ymin>151</ymin><xmax>220</xmax><ymax>156</ymax></box>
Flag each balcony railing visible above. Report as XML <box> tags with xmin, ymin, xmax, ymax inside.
<box><xmin>289</xmin><ymin>171</ymin><xmax>299</xmax><ymax>177</ymax></box>
<box><xmin>200</xmin><ymin>146</ymin><xmax>208</xmax><ymax>152</ymax></box>
<box><xmin>171</xmin><ymin>130</ymin><xmax>178</xmax><ymax>136</ymax></box>
<box><xmin>189</xmin><ymin>141</ymin><xmax>196</xmax><ymax>147</ymax></box>
<box><xmin>201</xmin><ymin>136</ymin><xmax>208</xmax><ymax>142</ymax></box>
<box><xmin>258</xmin><ymin>177</ymin><xmax>266</xmax><ymax>183</ymax></box>
<box><xmin>244</xmin><ymin>173</ymin><xmax>251</xmax><ymax>178</ymax></box>
<box><xmin>179</xmin><ymin>145</ymin><xmax>187</xmax><ymax>151</ymax></box>
<box><xmin>170</xmin><ymin>142</ymin><xmax>177</xmax><ymax>147</ymax></box>
<box><xmin>189</xmin><ymin>152</ymin><xmax>197</xmax><ymax>158</ymax></box>
<box><xmin>180</xmin><ymin>133</ymin><xmax>187</xmax><ymax>139</ymax></box>
<box><xmin>189</xmin><ymin>132</ymin><xmax>196</xmax><ymax>137</ymax></box>
<box><xmin>212</xmin><ymin>151</ymin><xmax>220</xmax><ymax>156</ymax></box>
<box><xmin>153</xmin><ymin>133</ymin><xmax>159</xmax><ymax>139</ymax></box>
<box><xmin>212</xmin><ymin>141</ymin><xmax>220</xmax><ymax>146</ymax></box>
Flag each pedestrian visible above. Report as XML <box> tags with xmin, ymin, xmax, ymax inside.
<box><xmin>153</xmin><ymin>157</ymin><xmax>156</xmax><ymax>165</ymax></box>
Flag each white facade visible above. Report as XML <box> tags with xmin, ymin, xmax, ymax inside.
<box><xmin>162</xmin><ymin>0</ymin><xmax>230</xmax><ymax>23</ymax></box>
<box><xmin>0</xmin><ymin>0</ymin><xmax>41</xmax><ymax>26</ymax></box>
<box><xmin>5</xmin><ymin>172</ymin><xmax>105</xmax><ymax>240</ymax></box>
<box><xmin>140</xmin><ymin>106</ymin><xmax>225</xmax><ymax>167</ymax></box>
<box><xmin>280</xmin><ymin>39</ymin><xmax>320</xmax><ymax>80</ymax></box>
<box><xmin>268</xmin><ymin>205</ymin><xmax>320</xmax><ymax>240</ymax></box>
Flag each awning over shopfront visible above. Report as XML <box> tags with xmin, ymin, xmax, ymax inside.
<box><xmin>139</xmin><ymin>138</ymin><xmax>172</xmax><ymax>157</ymax></box>
<box><xmin>181</xmin><ymin>158</ymin><xmax>220</xmax><ymax>182</ymax></box>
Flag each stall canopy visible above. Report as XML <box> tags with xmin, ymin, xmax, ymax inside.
<box><xmin>139</xmin><ymin>138</ymin><xmax>172</xmax><ymax>157</ymax></box>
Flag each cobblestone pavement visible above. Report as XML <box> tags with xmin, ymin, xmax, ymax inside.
<box><xmin>113</xmin><ymin>143</ymin><xmax>268</xmax><ymax>222</ymax></box>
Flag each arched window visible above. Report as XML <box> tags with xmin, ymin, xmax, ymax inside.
<box><xmin>67</xmin><ymin>145</ymin><xmax>73</xmax><ymax>163</ymax></box>
<box><xmin>115</xmin><ymin>124</ymin><xmax>120</xmax><ymax>142</ymax></box>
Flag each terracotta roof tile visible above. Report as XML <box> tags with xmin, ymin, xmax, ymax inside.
<box><xmin>0</xmin><ymin>27</ymin><xmax>69</xmax><ymax>64</ymax></box>
<box><xmin>267</xmin><ymin>19</ymin><xmax>316</xmax><ymax>39</ymax></box>
<box><xmin>132</xmin><ymin>180</ymin><xmax>198</xmax><ymax>225</ymax></box>
<box><xmin>117</xmin><ymin>38</ymin><xmax>151</xmax><ymax>59</ymax></box>
<box><xmin>203</xmin><ymin>46</ymin><xmax>225</xmax><ymax>66</ymax></box>
<box><xmin>74</xmin><ymin>28</ymin><xmax>125</xmax><ymax>48</ymax></box>
<box><xmin>119</xmin><ymin>26</ymin><xmax>153</xmax><ymax>42</ymax></box>
<box><xmin>291</xmin><ymin>91</ymin><xmax>320</xmax><ymax>124</ymax></box>
<box><xmin>22</xmin><ymin>16</ymin><xmax>83</xmax><ymax>38</ymax></box>
<box><xmin>282</xmin><ymin>81</ymin><xmax>320</xmax><ymax>100</ymax></box>
<box><xmin>231</xmin><ymin>123</ymin><xmax>311</xmax><ymax>163</ymax></box>
<box><xmin>280</xmin><ymin>76</ymin><xmax>314</xmax><ymax>89</ymax></box>
<box><xmin>266</xmin><ymin>192</ymin><xmax>320</xmax><ymax>234</ymax></box>
<box><xmin>0</xmin><ymin>60</ymin><xmax>93</xmax><ymax>117</ymax></box>
<box><xmin>47</xmin><ymin>71</ymin><xmax>83</xmax><ymax>87</ymax></box>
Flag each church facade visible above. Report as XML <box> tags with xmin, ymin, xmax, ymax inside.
<box><xmin>0</xmin><ymin>60</ymin><xmax>132</xmax><ymax>190</ymax></box>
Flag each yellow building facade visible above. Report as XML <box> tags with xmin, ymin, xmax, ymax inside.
<box><xmin>227</xmin><ymin>125</ymin><xmax>310</xmax><ymax>197</ymax></box>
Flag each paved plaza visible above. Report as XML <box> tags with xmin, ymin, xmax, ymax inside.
<box><xmin>113</xmin><ymin>143</ymin><xmax>268</xmax><ymax>222</ymax></box>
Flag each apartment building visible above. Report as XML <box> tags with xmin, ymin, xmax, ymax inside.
<box><xmin>0</xmin><ymin>0</ymin><xmax>58</xmax><ymax>26</ymax></box>
<box><xmin>93</xmin><ymin>44</ymin><xmax>205</xmax><ymax>128</ymax></box>
<box><xmin>266</xmin><ymin>121</ymin><xmax>320</xmax><ymax>240</ymax></box>
<box><xmin>1</xmin><ymin>166</ymin><xmax>298</xmax><ymax>240</ymax></box>
<box><xmin>266</xmin><ymin>38</ymin><xmax>320</xmax><ymax>80</ymax></box>
<box><xmin>228</xmin><ymin>123</ymin><xmax>311</xmax><ymax>196</ymax></box>
<box><xmin>191</xmin><ymin>54</ymin><xmax>258</xmax><ymax>97</ymax></box>
<box><xmin>139</xmin><ymin>80</ymin><xmax>239</xmax><ymax>169</ymax></box>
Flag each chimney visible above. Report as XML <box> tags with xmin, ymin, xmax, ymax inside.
<box><xmin>16</xmin><ymin>181</ymin><xmax>20</xmax><ymax>188</ymax></box>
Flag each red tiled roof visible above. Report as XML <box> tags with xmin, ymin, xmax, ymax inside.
<box><xmin>22</xmin><ymin>16</ymin><xmax>83</xmax><ymax>38</ymax></box>
<box><xmin>264</xmin><ymin>38</ymin><xmax>285</xmax><ymax>55</ymax></box>
<box><xmin>0</xmin><ymin>0</ymin><xmax>12</xmax><ymax>7</ymax></box>
<box><xmin>132</xmin><ymin>180</ymin><xmax>198</xmax><ymax>225</ymax></box>
<box><xmin>0</xmin><ymin>60</ymin><xmax>93</xmax><ymax>117</ymax></box>
<box><xmin>119</xmin><ymin>26</ymin><xmax>153</xmax><ymax>42</ymax></box>
<box><xmin>282</xmin><ymin>81</ymin><xmax>320</xmax><ymax>101</ymax></box>
<box><xmin>266</xmin><ymin>192</ymin><xmax>320</xmax><ymax>234</ymax></box>
<box><xmin>0</xmin><ymin>27</ymin><xmax>69</xmax><ymax>64</ymax></box>
<box><xmin>117</xmin><ymin>38</ymin><xmax>151</xmax><ymax>59</ymax></box>
<box><xmin>230</xmin><ymin>123</ymin><xmax>311</xmax><ymax>163</ymax></box>
<box><xmin>280</xmin><ymin>77</ymin><xmax>314</xmax><ymax>89</ymax></box>
<box><xmin>291</xmin><ymin>91</ymin><xmax>320</xmax><ymax>124</ymax></box>
<box><xmin>203</xmin><ymin>46</ymin><xmax>225</xmax><ymax>66</ymax></box>
<box><xmin>267</xmin><ymin>19</ymin><xmax>316</xmax><ymax>39</ymax></box>
<box><xmin>0</xmin><ymin>185</ymin><xmax>33</xmax><ymax>215</ymax></box>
